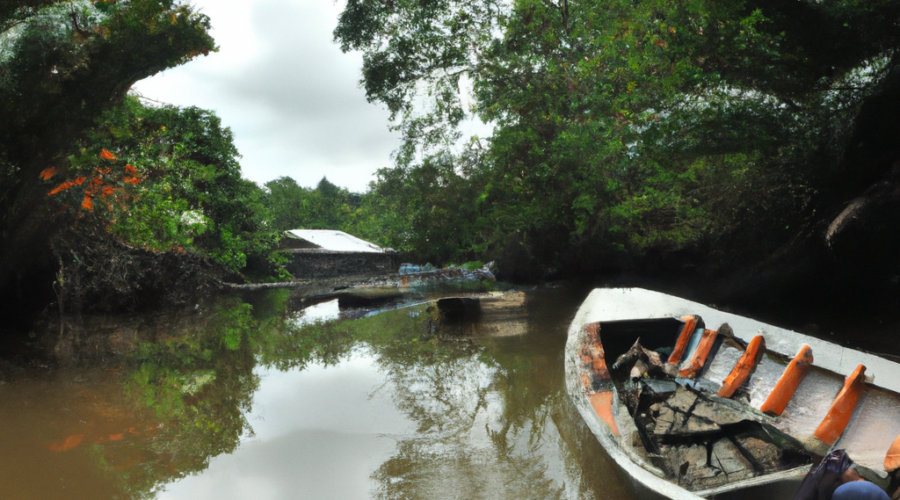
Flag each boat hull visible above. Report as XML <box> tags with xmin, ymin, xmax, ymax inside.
<box><xmin>566</xmin><ymin>288</ymin><xmax>900</xmax><ymax>500</ymax></box>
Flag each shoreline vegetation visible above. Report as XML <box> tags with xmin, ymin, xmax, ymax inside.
<box><xmin>2</xmin><ymin>0</ymin><xmax>900</xmax><ymax>344</ymax></box>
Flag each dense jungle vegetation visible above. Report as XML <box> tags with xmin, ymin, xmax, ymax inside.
<box><xmin>2</xmin><ymin>0</ymin><xmax>900</xmax><ymax>322</ymax></box>
<box><xmin>332</xmin><ymin>0</ymin><xmax>900</xmax><ymax>313</ymax></box>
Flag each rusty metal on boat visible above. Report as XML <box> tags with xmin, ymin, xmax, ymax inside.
<box><xmin>565</xmin><ymin>288</ymin><xmax>900</xmax><ymax>500</ymax></box>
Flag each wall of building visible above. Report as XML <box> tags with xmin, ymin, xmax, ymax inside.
<box><xmin>284</xmin><ymin>250</ymin><xmax>393</xmax><ymax>279</ymax></box>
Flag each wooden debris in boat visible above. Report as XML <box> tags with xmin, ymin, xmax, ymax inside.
<box><xmin>736</xmin><ymin>436</ymin><xmax>782</xmax><ymax>466</ymax></box>
<box><xmin>628</xmin><ymin>375</ymin><xmax>812</xmax><ymax>489</ymax></box>
<box><xmin>666</xmin><ymin>444</ymin><xmax>715</xmax><ymax>486</ymax></box>
<box><xmin>668</xmin><ymin>385</ymin><xmax>698</xmax><ymax>412</ymax></box>
<box><xmin>642</xmin><ymin>378</ymin><xmax>678</xmax><ymax>394</ymax></box>
<box><xmin>662</xmin><ymin>443</ymin><xmax>708</xmax><ymax>481</ymax></box>
<box><xmin>652</xmin><ymin>386</ymin><xmax>746</xmax><ymax>437</ymax></box>
<box><xmin>631</xmin><ymin>359</ymin><xmax>649</xmax><ymax>379</ymax></box>
<box><xmin>613</xmin><ymin>338</ymin><xmax>665</xmax><ymax>372</ymax></box>
<box><xmin>619</xmin><ymin>379</ymin><xmax>643</xmax><ymax>416</ymax></box>
<box><xmin>613</xmin><ymin>338</ymin><xmax>682</xmax><ymax>380</ymax></box>
<box><xmin>710</xmin><ymin>439</ymin><xmax>756</xmax><ymax>481</ymax></box>
<box><xmin>691</xmin><ymin>398</ymin><xmax>746</xmax><ymax>426</ymax></box>
<box><xmin>657</xmin><ymin>409</ymin><xmax>721</xmax><ymax>436</ymax></box>
<box><xmin>660</xmin><ymin>440</ymin><xmax>756</xmax><ymax>489</ymax></box>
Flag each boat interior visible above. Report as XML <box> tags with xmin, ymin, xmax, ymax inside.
<box><xmin>580</xmin><ymin>316</ymin><xmax>900</xmax><ymax>497</ymax></box>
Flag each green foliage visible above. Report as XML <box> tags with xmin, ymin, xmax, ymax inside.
<box><xmin>44</xmin><ymin>96</ymin><xmax>279</xmax><ymax>275</ymax></box>
<box><xmin>256</xmin><ymin>301</ymin><xmax>465</xmax><ymax>372</ymax></box>
<box><xmin>350</xmin><ymin>148</ymin><xmax>489</xmax><ymax>264</ymax></box>
<box><xmin>262</xmin><ymin>175</ymin><xmax>361</xmax><ymax>232</ymax></box>
<box><xmin>0</xmin><ymin>0</ymin><xmax>215</xmax><ymax>172</ymax></box>
<box><xmin>0</xmin><ymin>0</ymin><xmax>222</xmax><ymax>309</ymax></box>
<box><xmin>335</xmin><ymin>0</ymin><xmax>900</xmax><ymax>274</ymax></box>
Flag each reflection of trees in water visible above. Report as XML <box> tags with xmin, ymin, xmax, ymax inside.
<box><xmin>358</xmin><ymin>287</ymin><xmax>636</xmax><ymax>500</ymax></box>
<box><xmin>15</xmin><ymin>296</ymin><xmax>265</xmax><ymax>499</ymax></box>
<box><xmin>44</xmin><ymin>288</ymin><xmax>630</xmax><ymax>499</ymax></box>
<box><xmin>96</xmin><ymin>295</ymin><xmax>274</xmax><ymax>498</ymax></box>
<box><xmin>365</xmin><ymin>328</ymin><xmax>587</xmax><ymax>499</ymax></box>
<box><xmin>370</xmin><ymin>361</ymin><xmax>569</xmax><ymax>498</ymax></box>
<box><xmin>107</xmin><ymin>293</ymin><xmax>428</xmax><ymax>496</ymax></box>
<box><xmin>247</xmin><ymin>300</ymin><xmax>576</xmax><ymax>498</ymax></box>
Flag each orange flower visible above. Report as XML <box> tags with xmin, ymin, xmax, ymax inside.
<box><xmin>93</xmin><ymin>176</ymin><xmax>103</xmax><ymax>185</ymax></box>
<box><xmin>125</xmin><ymin>164</ymin><xmax>137</xmax><ymax>175</ymax></box>
<box><xmin>74</xmin><ymin>176</ymin><xmax>87</xmax><ymax>185</ymax></box>
<box><xmin>99</xmin><ymin>149</ymin><xmax>117</xmax><ymax>160</ymax></box>
<box><xmin>82</xmin><ymin>196</ymin><xmax>93</xmax><ymax>210</ymax></box>
<box><xmin>102</xmin><ymin>186</ymin><xmax>115</xmax><ymax>196</ymax></box>
<box><xmin>48</xmin><ymin>181</ymin><xmax>75</xmax><ymax>196</ymax></box>
<box><xmin>123</xmin><ymin>176</ymin><xmax>141</xmax><ymax>185</ymax></box>
<box><xmin>39</xmin><ymin>167</ymin><xmax>57</xmax><ymax>180</ymax></box>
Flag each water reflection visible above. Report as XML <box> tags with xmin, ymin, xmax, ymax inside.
<box><xmin>293</xmin><ymin>299</ymin><xmax>340</xmax><ymax>326</ymax></box>
<box><xmin>157</xmin><ymin>350</ymin><xmax>413</xmax><ymax>500</ymax></box>
<box><xmin>0</xmin><ymin>284</ymin><xmax>632</xmax><ymax>500</ymax></box>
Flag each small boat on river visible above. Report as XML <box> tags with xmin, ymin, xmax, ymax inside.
<box><xmin>565</xmin><ymin>288</ymin><xmax>900</xmax><ymax>500</ymax></box>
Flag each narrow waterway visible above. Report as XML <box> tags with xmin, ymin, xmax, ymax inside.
<box><xmin>0</xmin><ymin>283</ymin><xmax>634</xmax><ymax>500</ymax></box>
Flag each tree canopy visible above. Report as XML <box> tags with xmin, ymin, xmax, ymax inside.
<box><xmin>263</xmin><ymin>176</ymin><xmax>361</xmax><ymax>232</ymax></box>
<box><xmin>335</xmin><ymin>0</ymin><xmax>900</xmax><ymax>296</ymax></box>
<box><xmin>0</xmin><ymin>0</ymin><xmax>278</xmax><ymax>315</ymax></box>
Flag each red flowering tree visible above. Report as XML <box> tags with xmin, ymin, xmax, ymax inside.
<box><xmin>43</xmin><ymin>149</ymin><xmax>145</xmax><ymax>214</ymax></box>
<box><xmin>0</xmin><ymin>0</ymin><xmax>216</xmax><ymax>313</ymax></box>
<box><xmin>36</xmin><ymin>96</ymin><xmax>277</xmax><ymax>311</ymax></box>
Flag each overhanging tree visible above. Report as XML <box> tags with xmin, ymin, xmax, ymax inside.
<box><xmin>0</xmin><ymin>0</ymin><xmax>218</xmax><ymax>312</ymax></box>
<box><xmin>336</xmin><ymin>0</ymin><xmax>900</xmax><ymax>294</ymax></box>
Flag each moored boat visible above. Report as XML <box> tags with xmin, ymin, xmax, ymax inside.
<box><xmin>565</xmin><ymin>288</ymin><xmax>900</xmax><ymax>500</ymax></box>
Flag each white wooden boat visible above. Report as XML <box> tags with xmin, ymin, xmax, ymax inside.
<box><xmin>565</xmin><ymin>288</ymin><xmax>900</xmax><ymax>500</ymax></box>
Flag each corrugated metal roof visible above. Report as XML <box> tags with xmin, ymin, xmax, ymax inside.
<box><xmin>284</xmin><ymin>229</ymin><xmax>385</xmax><ymax>253</ymax></box>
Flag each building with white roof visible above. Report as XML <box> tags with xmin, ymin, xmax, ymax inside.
<box><xmin>283</xmin><ymin>229</ymin><xmax>385</xmax><ymax>253</ymax></box>
<box><xmin>281</xmin><ymin>229</ymin><xmax>394</xmax><ymax>279</ymax></box>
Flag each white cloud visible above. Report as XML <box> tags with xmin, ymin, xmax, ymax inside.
<box><xmin>133</xmin><ymin>0</ymin><xmax>401</xmax><ymax>192</ymax></box>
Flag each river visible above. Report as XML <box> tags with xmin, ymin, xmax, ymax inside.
<box><xmin>0</xmin><ymin>282</ymin><xmax>635</xmax><ymax>499</ymax></box>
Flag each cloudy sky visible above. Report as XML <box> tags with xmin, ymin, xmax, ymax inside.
<box><xmin>134</xmin><ymin>0</ymin><xmax>401</xmax><ymax>192</ymax></box>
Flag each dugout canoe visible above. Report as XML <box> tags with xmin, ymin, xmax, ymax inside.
<box><xmin>565</xmin><ymin>288</ymin><xmax>900</xmax><ymax>500</ymax></box>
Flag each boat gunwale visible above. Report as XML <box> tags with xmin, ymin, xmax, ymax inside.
<box><xmin>571</xmin><ymin>288</ymin><xmax>900</xmax><ymax>394</ymax></box>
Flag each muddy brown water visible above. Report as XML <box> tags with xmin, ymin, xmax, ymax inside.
<box><xmin>0</xmin><ymin>283</ymin><xmax>634</xmax><ymax>500</ymax></box>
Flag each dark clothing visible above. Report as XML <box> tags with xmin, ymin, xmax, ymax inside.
<box><xmin>794</xmin><ymin>450</ymin><xmax>853</xmax><ymax>500</ymax></box>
